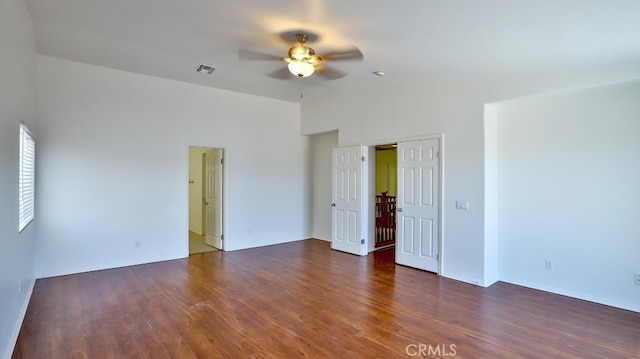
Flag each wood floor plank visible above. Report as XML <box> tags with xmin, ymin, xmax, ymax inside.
<box><xmin>12</xmin><ymin>239</ymin><xmax>640</xmax><ymax>358</ymax></box>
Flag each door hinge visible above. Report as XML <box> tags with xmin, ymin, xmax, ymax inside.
<box><xmin>361</xmin><ymin>239</ymin><xmax>365</xmax><ymax>244</ymax></box>
<box><xmin>221</xmin><ymin>235</ymin><xmax>224</xmax><ymax>240</ymax></box>
<box><xmin>221</xmin><ymin>158</ymin><xmax>224</xmax><ymax>164</ymax></box>
<box><xmin>361</xmin><ymin>156</ymin><xmax>365</xmax><ymax>162</ymax></box>
<box><xmin>436</xmin><ymin>151</ymin><xmax>440</xmax><ymax>159</ymax></box>
<box><xmin>436</xmin><ymin>254</ymin><xmax>439</xmax><ymax>260</ymax></box>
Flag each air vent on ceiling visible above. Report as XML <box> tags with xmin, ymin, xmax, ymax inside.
<box><xmin>196</xmin><ymin>64</ymin><xmax>215</xmax><ymax>74</ymax></box>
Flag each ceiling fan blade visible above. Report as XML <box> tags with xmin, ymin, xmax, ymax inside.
<box><xmin>315</xmin><ymin>65</ymin><xmax>346</xmax><ymax>80</ymax></box>
<box><xmin>238</xmin><ymin>49</ymin><xmax>285</xmax><ymax>62</ymax></box>
<box><xmin>320</xmin><ymin>46</ymin><xmax>363</xmax><ymax>62</ymax></box>
<box><xmin>267</xmin><ymin>67</ymin><xmax>294</xmax><ymax>80</ymax></box>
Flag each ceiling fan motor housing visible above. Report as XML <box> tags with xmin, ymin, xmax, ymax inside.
<box><xmin>289</xmin><ymin>45</ymin><xmax>313</xmax><ymax>61</ymax></box>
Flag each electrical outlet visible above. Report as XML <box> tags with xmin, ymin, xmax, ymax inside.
<box><xmin>545</xmin><ymin>260</ymin><xmax>553</xmax><ymax>270</ymax></box>
<box><xmin>635</xmin><ymin>274</ymin><xmax>640</xmax><ymax>286</ymax></box>
<box><xmin>135</xmin><ymin>240</ymin><xmax>141</xmax><ymax>248</ymax></box>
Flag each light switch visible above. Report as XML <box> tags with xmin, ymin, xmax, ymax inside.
<box><xmin>455</xmin><ymin>201</ymin><xmax>470</xmax><ymax>210</ymax></box>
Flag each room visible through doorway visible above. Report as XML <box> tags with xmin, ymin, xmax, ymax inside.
<box><xmin>374</xmin><ymin>144</ymin><xmax>397</xmax><ymax>250</ymax></box>
<box><xmin>188</xmin><ymin>146</ymin><xmax>224</xmax><ymax>255</ymax></box>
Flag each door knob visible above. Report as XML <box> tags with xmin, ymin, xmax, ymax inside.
<box><xmin>331</xmin><ymin>203</ymin><xmax>336</xmax><ymax>207</ymax></box>
<box><xmin>397</xmin><ymin>208</ymin><xmax>403</xmax><ymax>212</ymax></box>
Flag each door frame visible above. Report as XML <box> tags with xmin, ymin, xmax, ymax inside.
<box><xmin>186</xmin><ymin>144</ymin><xmax>227</xmax><ymax>255</ymax></box>
<box><xmin>364</xmin><ymin>133</ymin><xmax>444</xmax><ymax>275</ymax></box>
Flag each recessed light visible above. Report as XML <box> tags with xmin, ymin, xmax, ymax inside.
<box><xmin>373</xmin><ymin>71</ymin><xmax>385</xmax><ymax>76</ymax></box>
<box><xmin>197</xmin><ymin>64</ymin><xmax>215</xmax><ymax>74</ymax></box>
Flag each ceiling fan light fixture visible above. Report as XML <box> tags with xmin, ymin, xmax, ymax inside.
<box><xmin>288</xmin><ymin>60</ymin><xmax>315</xmax><ymax>77</ymax></box>
<box><xmin>238</xmin><ymin>32</ymin><xmax>360</xmax><ymax>81</ymax></box>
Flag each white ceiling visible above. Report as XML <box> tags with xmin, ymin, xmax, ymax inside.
<box><xmin>24</xmin><ymin>0</ymin><xmax>640</xmax><ymax>102</ymax></box>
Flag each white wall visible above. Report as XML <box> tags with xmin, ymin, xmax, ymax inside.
<box><xmin>0</xmin><ymin>0</ymin><xmax>37</xmax><ymax>357</ymax></box>
<box><xmin>310</xmin><ymin>130</ymin><xmax>338</xmax><ymax>241</ymax></box>
<box><xmin>35</xmin><ymin>55</ymin><xmax>310</xmax><ymax>278</ymax></box>
<box><xmin>188</xmin><ymin>147</ymin><xmax>206</xmax><ymax>234</ymax></box>
<box><xmin>496</xmin><ymin>80</ymin><xmax>640</xmax><ymax>312</ymax></box>
<box><xmin>301</xmin><ymin>67</ymin><xmax>640</xmax><ymax>289</ymax></box>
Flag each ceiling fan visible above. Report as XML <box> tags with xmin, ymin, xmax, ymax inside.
<box><xmin>238</xmin><ymin>32</ymin><xmax>363</xmax><ymax>80</ymax></box>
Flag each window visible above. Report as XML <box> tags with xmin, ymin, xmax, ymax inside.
<box><xmin>19</xmin><ymin>122</ymin><xmax>35</xmax><ymax>232</ymax></box>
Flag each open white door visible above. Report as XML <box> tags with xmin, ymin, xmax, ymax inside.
<box><xmin>332</xmin><ymin>146</ymin><xmax>368</xmax><ymax>256</ymax></box>
<box><xmin>204</xmin><ymin>149</ymin><xmax>223</xmax><ymax>249</ymax></box>
<box><xmin>396</xmin><ymin>139</ymin><xmax>440</xmax><ymax>272</ymax></box>
<box><xmin>212</xmin><ymin>149</ymin><xmax>223</xmax><ymax>249</ymax></box>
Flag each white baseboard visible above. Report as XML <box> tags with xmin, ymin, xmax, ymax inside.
<box><xmin>188</xmin><ymin>229</ymin><xmax>203</xmax><ymax>236</ymax></box>
<box><xmin>4</xmin><ymin>279</ymin><xmax>35</xmax><ymax>359</ymax></box>
<box><xmin>501</xmin><ymin>276</ymin><xmax>640</xmax><ymax>313</ymax></box>
<box><xmin>441</xmin><ymin>272</ymin><xmax>484</xmax><ymax>287</ymax></box>
<box><xmin>36</xmin><ymin>254</ymin><xmax>185</xmax><ymax>279</ymax></box>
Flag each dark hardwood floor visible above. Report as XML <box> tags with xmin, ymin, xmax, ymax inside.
<box><xmin>13</xmin><ymin>239</ymin><xmax>640</xmax><ymax>358</ymax></box>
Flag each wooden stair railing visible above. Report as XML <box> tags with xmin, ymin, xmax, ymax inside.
<box><xmin>375</xmin><ymin>192</ymin><xmax>396</xmax><ymax>248</ymax></box>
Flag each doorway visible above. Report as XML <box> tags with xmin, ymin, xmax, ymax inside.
<box><xmin>331</xmin><ymin>137</ymin><xmax>442</xmax><ymax>273</ymax></box>
<box><xmin>374</xmin><ymin>144</ymin><xmax>398</xmax><ymax>250</ymax></box>
<box><xmin>188</xmin><ymin>146</ymin><xmax>224</xmax><ymax>254</ymax></box>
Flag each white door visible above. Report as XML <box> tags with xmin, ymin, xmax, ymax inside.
<box><xmin>212</xmin><ymin>149</ymin><xmax>223</xmax><ymax>249</ymax></box>
<box><xmin>396</xmin><ymin>139</ymin><xmax>440</xmax><ymax>272</ymax></box>
<box><xmin>204</xmin><ymin>149</ymin><xmax>223</xmax><ymax>249</ymax></box>
<box><xmin>332</xmin><ymin>146</ymin><xmax>368</xmax><ymax>256</ymax></box>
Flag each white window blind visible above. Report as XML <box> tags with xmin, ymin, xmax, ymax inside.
<box><xmin>19</xmin><ymin>122</ymin><xmax>35</xmax><ymax>232</ymax></box>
